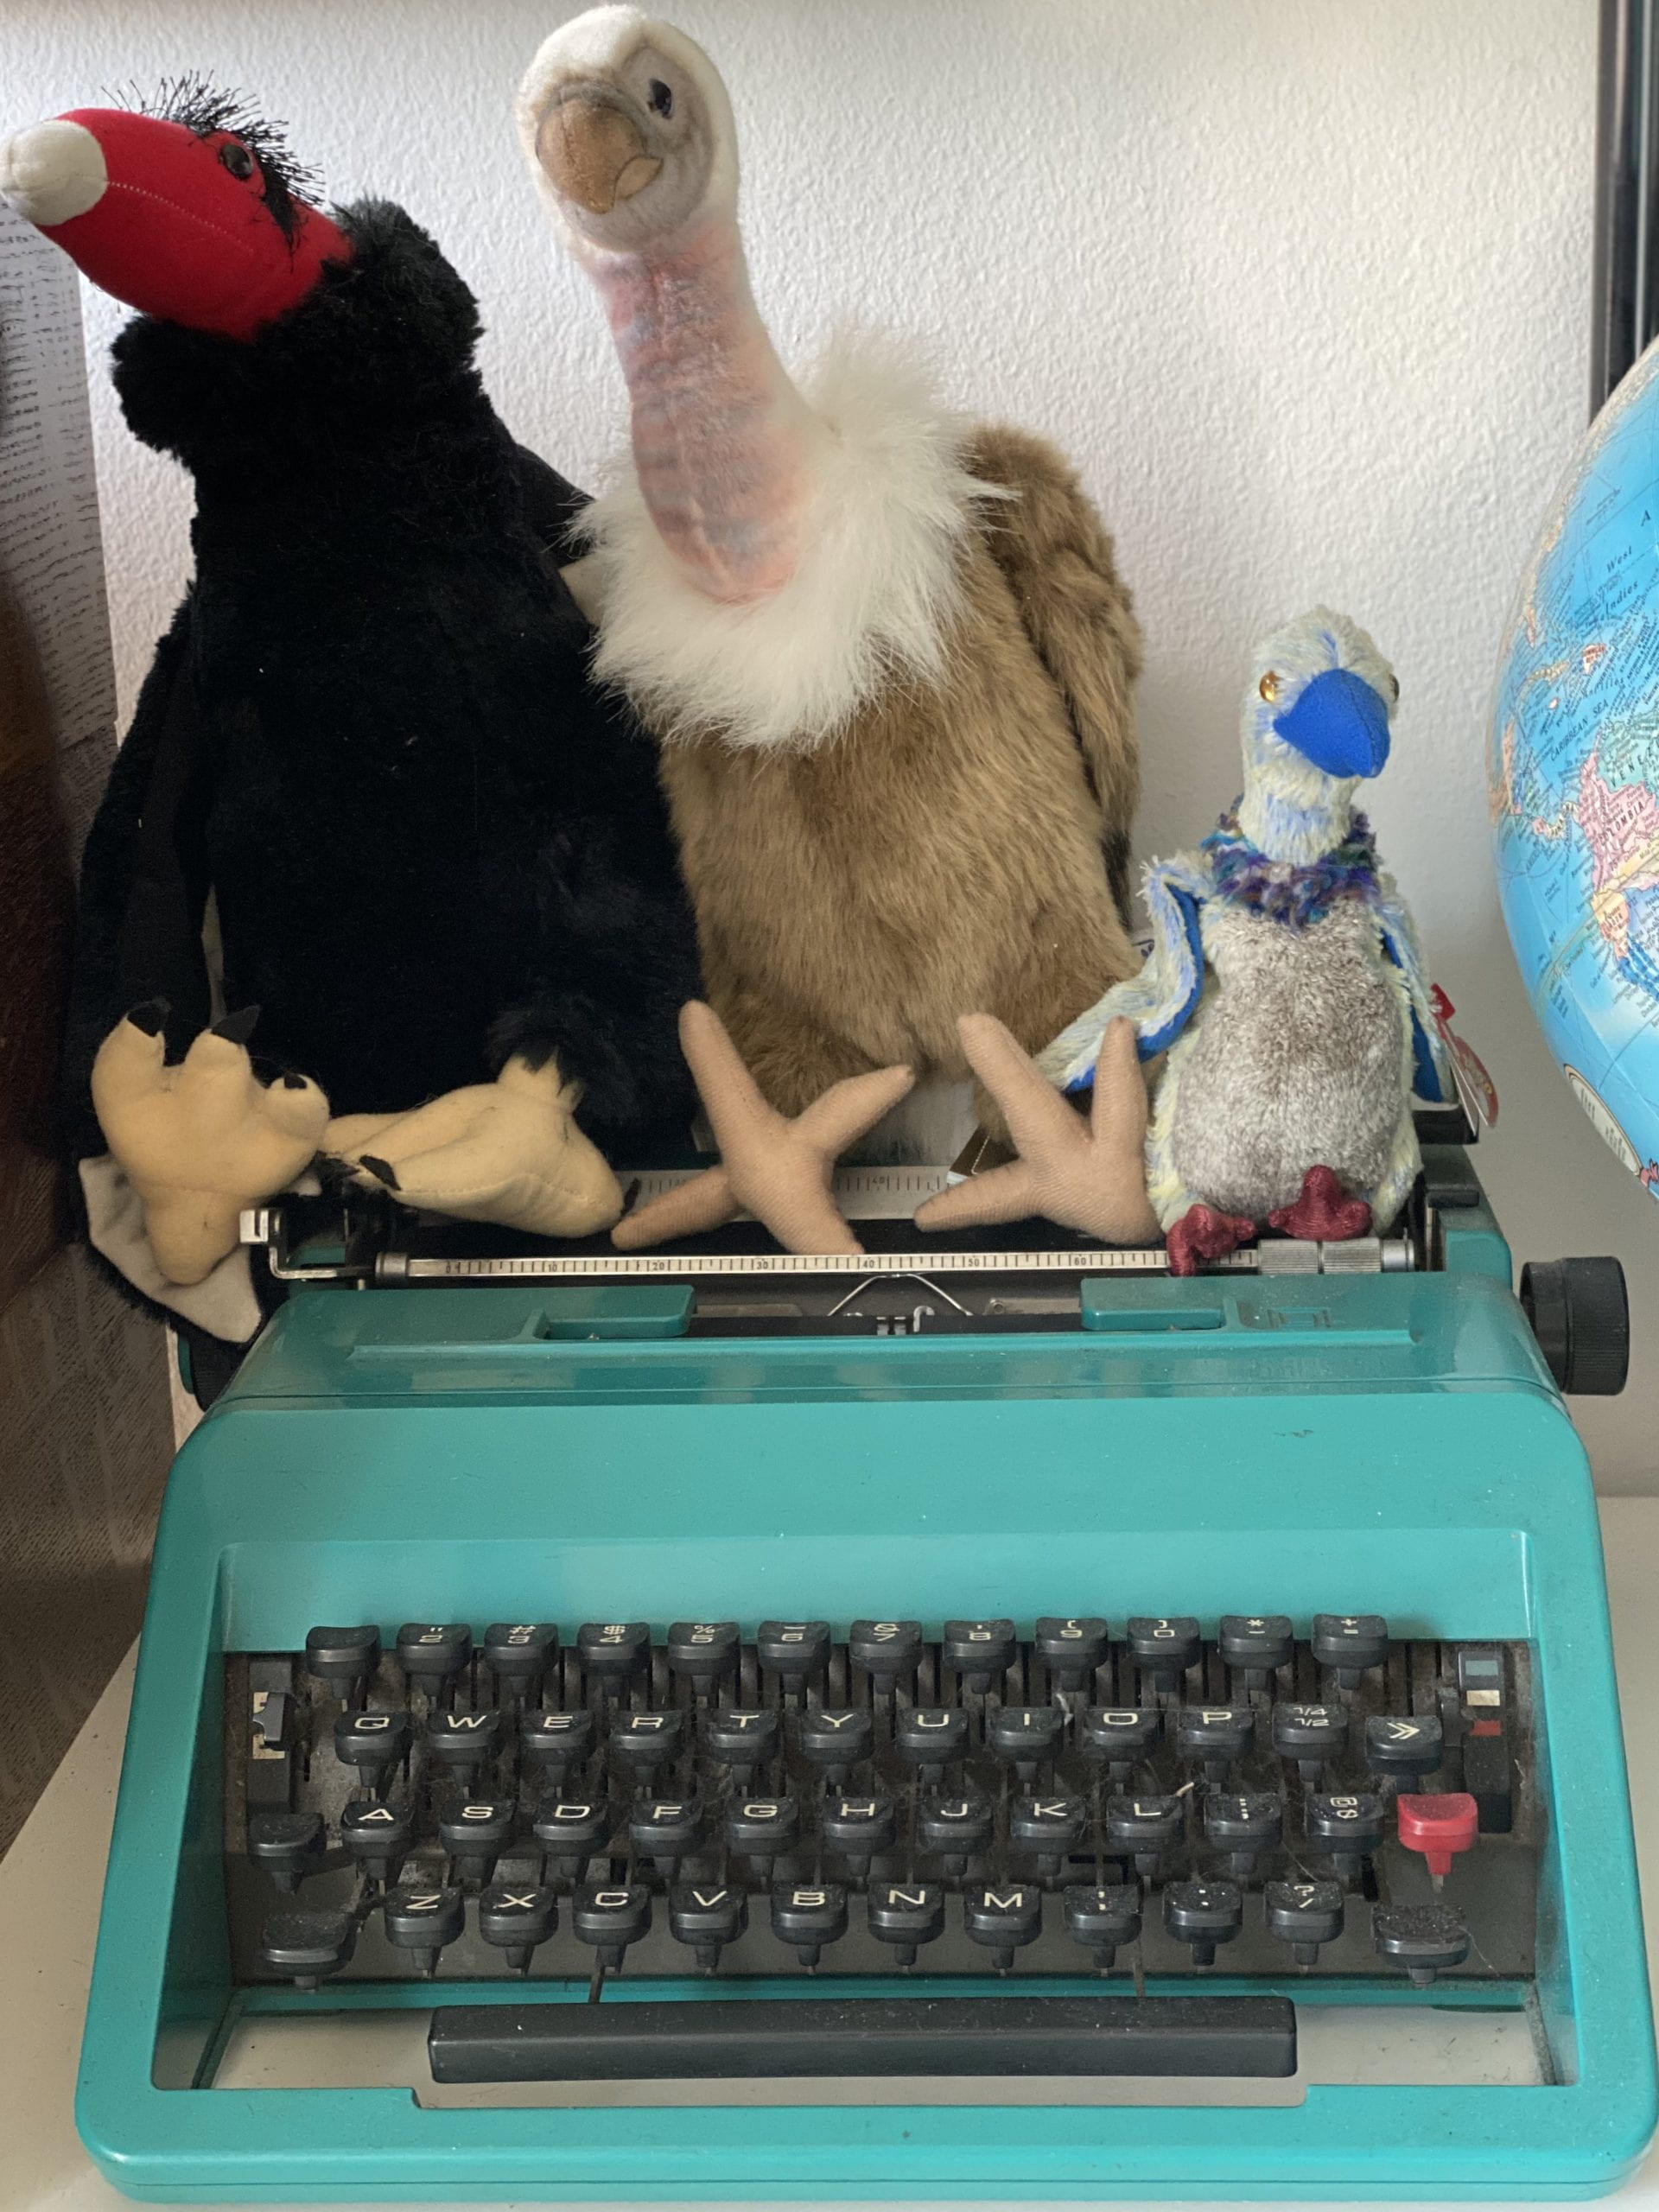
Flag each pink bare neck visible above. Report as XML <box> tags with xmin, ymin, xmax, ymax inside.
<box><xmin>586</xmin><ymin>219</ymin><xmax>816</xmax><ymax>602</ymax></box>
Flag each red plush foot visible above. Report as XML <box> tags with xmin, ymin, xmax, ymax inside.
<box><xmin>1268</xmin><ymin>1166</ymin><xmax>1373</xmax><ymax>1242</ymax></box>
<box><xmin>1166</xmin><ymin>1204</ymin><xmax>1256</xmax><ymax>1277</ymax></box>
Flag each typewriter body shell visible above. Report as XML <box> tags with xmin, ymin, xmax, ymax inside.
<box><xmin>75</xmin><ymin>1175</ymin><xmax>1657</xmax><ymax>2202</ymax></box>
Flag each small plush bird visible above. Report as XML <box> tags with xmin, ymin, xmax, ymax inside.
<box><xmin>515</xmin><ymin>10</ymin><xmax>1142</xmax><ymax>1131</ymax></box>
<box><xmin>1040</xmin><ymin>610</ymin><xmax>1452</xmax><ymax>1274</ymax></box>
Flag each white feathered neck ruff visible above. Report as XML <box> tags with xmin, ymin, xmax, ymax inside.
<box><xmin>573</xmin><ymin>336</ymin><xmax>1002</xmax><ymax>751</ymax></box>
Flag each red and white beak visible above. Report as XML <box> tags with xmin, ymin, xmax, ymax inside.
<box><xmin>0</xmin><ymin>105</ymin><xmax>349</xmax><ymax>340</ymax></box>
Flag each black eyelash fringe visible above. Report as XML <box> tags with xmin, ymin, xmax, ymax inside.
<box><xmin>110</xmin><ymin>73</ymin><xmax>323</xmax><ymax>238</ymax></box>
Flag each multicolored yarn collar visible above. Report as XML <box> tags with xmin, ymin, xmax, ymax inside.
<box><xmin>1202</xmin><ymin>806</ymin><xmax>1379</xmax><ymax>929</ymax></box>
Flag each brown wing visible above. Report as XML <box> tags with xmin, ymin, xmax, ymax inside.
<box><xmin>963</xmin><ymin>423</ymin><xmax>1142</xmax><ymax>917</ymax></box>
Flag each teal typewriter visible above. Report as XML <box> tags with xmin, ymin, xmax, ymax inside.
<box><xmin>74</xmin><ymin>1128</ymin><xmax>1659</xmax><ymax>2201</ymax></box>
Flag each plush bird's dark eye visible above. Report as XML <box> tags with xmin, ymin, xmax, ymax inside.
<box><xmin>647</xmin><ymin>78</ymin><xmax>673</xmax><ymax>117</ymax></box>
<box><xmin>218</xmin><ymin>139</ymin><xmax>255</xmax><ymax>179</ymax></box>
<box><xmin>1389</xmin><ymin>672</ymin><xmax>1401</xmax><ymax>700</ymax></box>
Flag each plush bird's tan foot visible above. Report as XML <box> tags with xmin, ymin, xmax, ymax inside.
<box><xmin>613</xmin><ymin>1001</ymin><xmax>914</xmax><ymax>1255</ymax></box>
<box><xmin>91</xmin><ymin>1002</ymin><xmax>330</xmax><ymax>1285</ymax></box>
<box><xmin>328</xmin><ymin>1056</ymin><xmax>623</xmax><ymax>1238</ymax></box>
<box><xmin>913</xmin><ymin>1015</ymin><xmax>1160</xmax><ymax>1245</ymax></box>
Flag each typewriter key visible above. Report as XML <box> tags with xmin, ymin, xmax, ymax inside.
<box><xmin>303</xmin><ymin>1625</ymin><xmax>380</xmax><ymax>1698</ymax></box>
<box><xmin>334</xmin><ymin>1707</ymin><xmax>410</xmax><ymax>1792</ymax></box>
<box><xmin>477</xmin><ymin>1882</ymin><xmax>558</xmax><ymax>1973</ymax></box>
<box><xmin>918</xmin><ymin>1790</ymin><xmax>995</xmax><ymax>1873</ymax></box>
<box><xmin>1079</xmin><ymin>1707</ymin><xmax>1162</xmax><ymax>1779</ymax></box>
<box><xmin>755</xmin><ymin>1620</ymin><xmax>830</xmax><ymax>1686</ymax></box>
<box><xmin>246</xmin><ymin>1810</ymin><xmax>324</xmax><ymax>1894</ymax></box>
<box><xmin>1174</xmin><ymin>1704</ymin><xmax>1256</xmax><ymax>1783</ymax></box>
<box><xmin>1266</xmin><ymin>1878</ymin><xmax>1344</xmax><ymax>1966</ymax></box>
<box><xmin>1373</xmin><ymin>1901</ymin><xmax>1470</xmax><ymax>1986</ymax></box>
<box><xmin>396</xmin><ymin>1623</ymin><xmax>471</xmax><ymax>1703</ymax></box>
<box><xmin>702</xmin><ymin>1707</ymin><xmax>780</xmax><ymax>1779</ymax></box>
<box><xmin>666</xmin><ymin>1621</ymin><xmax>740</xmax><ymax>1690</ymax></box>
<box><xmin>964</xmin><ymin>1881</ymin><xmax>1043</xmax><ymax>1969</ymax></box>
<box><xmin>868</xmin><ymin>1881</ymin><xmax>945</xmax><ymax>1966</ymax></box>
<box><xmin>987</xmin><ymin>1705</ymin><xmax>1066</xmax><ymax>1775</ymax></box>
<box><xmin>1363</xmin><ymin>1713</ymin><xmax>1444</xmax><ymax>1783</ymax></box>
<box><xmin>577</xmin><ymin>1620</ymin><xmax>649</xmax><ymax>1685</ymax></box>
<box><xmin>483</xmin><ymin>1624</ymin><xmax>558</xmax><ymax>1699</ymax></box>
<box><xmin>608</xmin><ymin>1709</ymin><xmax>684</xmax><ymax>1781</ymax></box>
<box><xmin>573</xmin><ymin>1881</ymin><xmax>652</xmax><ymax>1969</ymax></box>
<box><xmin>628</xmin><ymin>1797</ymin><xmax>705</xmax><ymax>1875</ymax></box>
<box><xmin>1034</xmin><ymin>1616</ymin><xmax>1109</xmax><ymax>1690</ymax></box>
<box><xmin>437</xmin><ymin>1796</ymin><xmax>517</xmax><ymax>1885</ymax></box>
<box><xmin>383</xmin><ymin>1883</ymin><xmax>465</xmax><ymax>1976</ymax></box>
<box><xmin>1271</xmin><ymin>1700</ymin><xmax>1349</xmax><ymax>1782</ymax></box>
<box><xmin>1218</xmin><ymin>1614</ymin><xmax>1294</xmax><ymax>1684</ymax></box>
<box><xmin>1009</xmin><ymin>1793</ymin><xmax>1087</xmax><ymax>1877</ymax></box>
<box><xmin>425</xmin><ymin>1707</ymin><xmax>502</xmax><ymax>1783</ymax></box>
<box><xmin>1203</xmin><ymin>1789</ymin><xmax>1284</xmax><ymax>1879</ymax></box>
<box><xmin>849</xmin><ymin>1619</ymin><xmax>922</xmax><ymax>1687</ymax></box>
<box><xmin>942</xmin><ymin>1618</ymin><xmax>1016</xmax><ymax>1688</ymax></box>
<box><xmin>260</xmin><ymin>1907</ymin><xmax>355</xmax><ymax>1989</ymax></box>
<box><xmin>1064</xmin><ymin>1882</ymin><xmax>1141</xmax><ymax>1969</ymax></box>
<box><xmin>1165</xmin><ymin>1878</ymin><xmax>1244</xmax><ymax>1967</ymax></box>
<box><xmin>894</xmin><ymin>1707</ymin><xmax>969</xmax><ymax>1770</ymax></box>
<box><xmin>795</xmin><ymin>1707</ymin><xmax>871</xmax><ymax>1777</ymax></box>
<box><xmin>341</xmin><ymin>1798</ymin><xmax>413</xmax><ymax>1885</ymax></box>
<box><xmin>670</xmin><ymin>1880</ymin><xmax>747</xmax><ymax>1971</ymax></box>
<box><xmin>771</xmin><ymin>1881</ymin><xmax>849</xmax><ymax>1967</ymax></box>
<box><xmin>520</xmin><ymin>1707</ymin><xmax>594</xmax><ymax>1779</ymax></box>
<box><xmin>821</xmin><ymin>1794</ymin><xmax>896</xmax><ymax>1872</ymax></box>
<box><xmin>1127</xmin><ymin>1616</ymin><xmax>1201</xmax><ymax>1688</ymax></box>
<box><xmin>1312</xmin><ymin>1612</ymin><xmax>1389</xmax><ymax>1687</ymax></box>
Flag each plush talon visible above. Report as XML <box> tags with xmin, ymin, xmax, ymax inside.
<box><xmin>91</xmin><ymin>1011</ymin><xmax>330</xmax><ymax>1285</ymax></box>
<box><xmin>613</xmin><ymin>1002</ymin><xmax>913</xmax><ymax>1255</ymax></box>
<box><xmin>1166</xmin><ymin>1203</ymin><xmax>1256</xmax><ymax>1278</ymax></box>
<box><xmin>1268</xmin><ymin>1165</ymin><xmax>1373</xmax><ymax>1243</ymax></box>
<box><xmin>914</xmin><ymin>1015</ymin><xmax>1159</xmax><ymax>1245</ymax></box>
<box><xmin>212</xmin><ymin>1003</ymin><xmax>261</xmax><ymax>1046</ymax></box>
<box><xmin>327</xmin><ymin>1056</ymin><xmax>621</xmax><ymax>1239</ymax></box>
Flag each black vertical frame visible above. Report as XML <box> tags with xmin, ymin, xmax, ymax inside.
<box><xmin>1592</xmin><ymin>0</ymin><xmax>1659</xmax><ymax>411</ymax></box>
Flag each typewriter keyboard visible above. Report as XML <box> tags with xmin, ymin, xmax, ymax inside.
<box><xmin>229</xmin><ymin>1619</ymin><xmax>1533</xmax><ymax>1995</ymax></box>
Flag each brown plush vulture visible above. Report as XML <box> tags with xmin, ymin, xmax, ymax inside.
<box><xmin>518</xmin><ymin>9</ymin><xmax>1143</xmax><ymax>1129</ymax></box>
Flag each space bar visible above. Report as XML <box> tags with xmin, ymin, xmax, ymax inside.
<box><xmin>428</xmin><ymin>1994</ymin><xmax>1297</xmax><ymax>2083</ymax></box>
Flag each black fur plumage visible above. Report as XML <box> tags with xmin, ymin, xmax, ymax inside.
<box><xmin>62</xmin><ymin>200</ymin><xmax>700</xmax><ymax>1181</ymax></box>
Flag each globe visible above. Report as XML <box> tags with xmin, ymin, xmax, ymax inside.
<box><xmin>1491</xmin><ymin>336</ymin><xmax>1659</xmax><ymax>1198</ymax></box>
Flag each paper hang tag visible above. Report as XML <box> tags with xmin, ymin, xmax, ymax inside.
<box><xmin>1430</xmin><ymin>985</ymin><xmax>1498</xmax><ymax>1129</ymax></box>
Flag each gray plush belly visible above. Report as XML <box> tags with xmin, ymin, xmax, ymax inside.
<box><xmin>1168</xmin><ymin>900</ymin><xmax>1405</xmax><ymax>1217</ymax></box>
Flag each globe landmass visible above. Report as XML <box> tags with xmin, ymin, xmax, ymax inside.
<box><xmin>1491</xmin><ymin>335</ymin><xmax>1659</xmax><ymax>1199</ymax></box>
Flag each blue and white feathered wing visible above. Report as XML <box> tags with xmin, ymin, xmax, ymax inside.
<box><xmin>1037</xmin><ymin>850</ymin><xmax>1214</xmax><ymax>1091</ymax></box>
<box><xmin>1376</xmin><ymin>877</ymin><xmax>1454</xmax><ymax>1104</ymax></box>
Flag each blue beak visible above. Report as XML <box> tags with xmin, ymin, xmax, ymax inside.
<box><xmin>1272</xmin><ymin>666</ymin><xmax>1391</xmax><ymax>779</ymax></box>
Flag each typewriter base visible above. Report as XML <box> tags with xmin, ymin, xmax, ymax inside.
<box><xmin>64</xmin><ymin>1177</ymin><xmax>1658</xmax><ymax>2202</ymax></box>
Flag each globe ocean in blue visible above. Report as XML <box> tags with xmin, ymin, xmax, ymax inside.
<box><xmin>1492</xmin><ymin>336</ymin><xmax>1659</xmax><ymax>1198</ymax></box>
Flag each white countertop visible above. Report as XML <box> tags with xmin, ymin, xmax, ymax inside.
<box><xmin>7</xmin><ymin>1497</ymin><xmax>1659</xmax><ymax>2212</ymax></box>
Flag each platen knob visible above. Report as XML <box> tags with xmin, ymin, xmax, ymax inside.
<box><xmin>1521</xmin><ymin>1257</ymin><xmax>1629</xmax><ymax>1395</ymax></box>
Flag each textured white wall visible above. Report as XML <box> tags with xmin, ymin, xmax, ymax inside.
<box><xmin>16</xmin><ymin>1</ymin><xmax>1658</xmax><ymax>1482</ymax></box>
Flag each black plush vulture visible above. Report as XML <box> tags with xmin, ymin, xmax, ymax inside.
<box><xmin>0</xmin><ymin>89</ymin><xmax>698</xmax><ymax>1337</ymax></box>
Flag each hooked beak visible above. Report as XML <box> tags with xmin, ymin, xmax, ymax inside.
<box><xmin>0</xmin><ymin>118</ymin><xmax>107</xmax><ymax>227</ymax></box>
<box><xmin>536</xmin><ymin>87</ymin><xmax>661</xmax><ymax>214</ymax></box>
<box><xmin>1273</xmin><ymin>666</ymin><xmax>1391</xmax><ymax>779</ymax></box>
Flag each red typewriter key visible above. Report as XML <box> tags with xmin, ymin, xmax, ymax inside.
<box><xmin>1396</xmin><ymin>1790</ymin><xmax>1479</xmax><ymax>1881</ymax></box>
